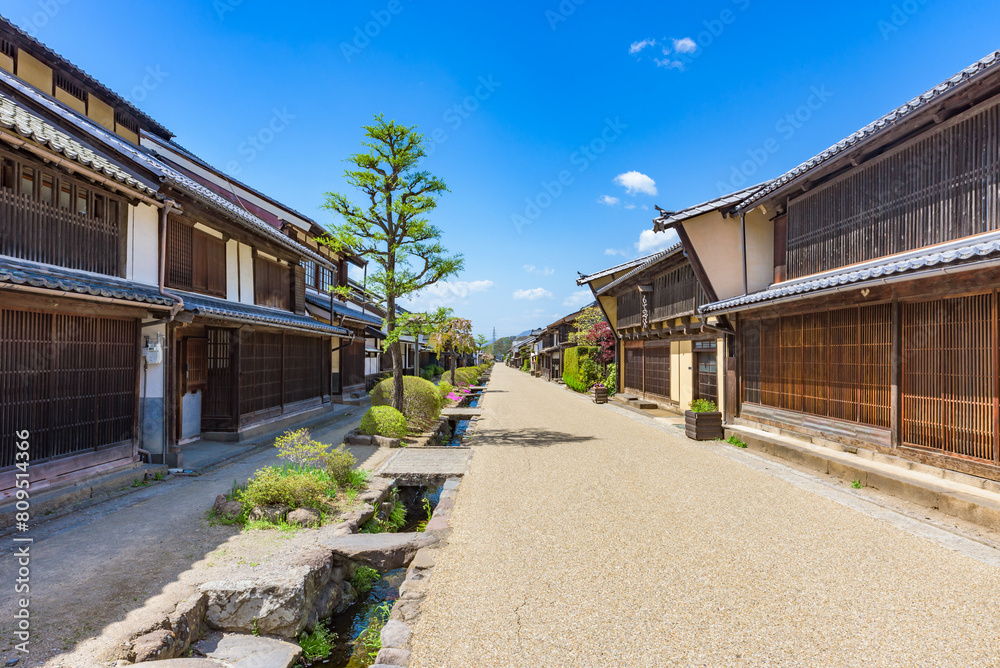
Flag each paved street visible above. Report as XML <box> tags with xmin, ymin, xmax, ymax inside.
<box><xmin>411</xmin><ymin>365</ymin><xmax>1000</xmax><ymax>668</ymax></box>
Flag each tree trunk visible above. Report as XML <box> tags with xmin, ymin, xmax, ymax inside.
<box><xmin>449</xmin><ymin>349</ymin><xmax>456</xmax><ymax>385</ymax></box>
<box><xmin>387</xmin><ymin>294</ymin><xmax>405</xmax><ymax>413</ymax></box>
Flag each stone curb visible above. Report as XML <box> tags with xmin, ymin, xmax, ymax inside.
<box><xmin>727</xmin><ymin>425</ymin><xmax>1000</xmax><ymax>532</ymax></box>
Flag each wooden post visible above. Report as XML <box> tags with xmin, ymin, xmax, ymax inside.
<box><xmin>890</xmin><ymin>299</ymin><xmax>901</xmax><ymax>449</ymax></box>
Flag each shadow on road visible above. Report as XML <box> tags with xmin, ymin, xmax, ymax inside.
<box><xmin>474</xmin><ymin>427</ymin><xmax>594</xmax><ymax>448</ymax></box>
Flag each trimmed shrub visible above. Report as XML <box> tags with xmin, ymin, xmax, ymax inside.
<box><xmin>563</xmin><ymin>346</ymin><xmax>598</xmax><ymax>393</ymax></box>
<box><xmin>239</xmin><ymin>466</ymin><xmax>332</xmax><ymax>513</ymax></box>
<box><xmin>359</xmin><ymin>406</ymin><xmax>408</xmax><ymax>439</ymax></box>
<box><xmin>438</xmin><ymin>381</ymin><xmax>453</xmax><ymax>402</ymax></box>
<box><xmin>370</xmin><ymin>376</ymin><xmax>443</xmax><ymax>429</ymax></box>
<box><xmin>324</xmin><ymin>445</ymin><xmax>359</xmax><ymax>486</ymax></box>
<box><xmin>453</xmin><ymin>367</ymin><xmax>480</xmax><ymax>386</ymax></box>
<box><xmin>420</xmin><ymin>368</ymin><xmax>434</xmax><ymax>381</ymax></box>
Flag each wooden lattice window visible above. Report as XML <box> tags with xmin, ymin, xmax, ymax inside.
<box><xmin>254</xmin><ymin>256</ymin><xmax>291</xmax><ymax>310</ymax></box>
<box><xmin>114</xmin><ymin>110</ymin><xmax>140</xmax><ymax>135</ymax></box>
<box><xmin>0</xmin><ymin>148</ymin><xmax>125</xmax><ymax>275</ymax></box>
<box><xmin>166</xmin><ymin>219</ymin><xmax>226</xmax><ymax>297</ymax></box>
<box><xmin>902</xmin><ymin>294</ymin><xmax>994</xmax><ymax>461</ymax></box>
<box><xmin>743</xmin><ymin>305</ymin><xmax>890</xmax><ymax>428</ymax></box>
<box><xmin>55</xmin><ymin>72</ymin><xmax>86</xmax><ymax>101</ymax></box>
<box><xmin>624</xmin><ymin>345</ymin><xmax>643</xmax><ymax>392</ymax></box>
<box><xmin>694</xmin><ymin>340</ymin><xmax>718</xmax><ymax>404</ymax></box>
<box><xmin>617</xmin><ymin>291</ymin><xmax>641</xmax><ymax>329</ymax></box>
<box><xmin>0</xmin><ymin>308</ymin><xmax>138</xmax><ymax>469</ymax></box>
<box><xmin>643</xmin><ymin>343</ymin><xmax>670</xmax><ymax>399</ymax></box>
<box><xmin>0</xmin><ymin>39</ymin><xmax>15</xmax><ymax>59</ymax></box>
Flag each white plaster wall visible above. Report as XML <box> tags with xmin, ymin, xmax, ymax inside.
<box><xmin>238</xmin><ymin>243</ymin><xmax>255</xmax><ymax>304</ymax></box>
<box><xmin>128</xmin><ymin>203</ymin><xmax>160</xmax><ymax>286</ymax></box>
<box><xmin>226</xmin><ymin>239</ymin><xmax>240</xmax><ymax>302</ymax></box>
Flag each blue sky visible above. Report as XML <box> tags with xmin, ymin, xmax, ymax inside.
<box><xmin>7</xmin><ymin>0</ymin><xmax>1000</xmax><ymax>338</ymax></box>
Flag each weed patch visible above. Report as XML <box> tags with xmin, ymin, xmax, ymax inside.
<box><xmin>299</xmin><ymin>623</ymin><xmax>337</xmax><ymax>661</ymax></box>
<box><xmin>726</xmin><ymin>435</ymin><xmax>748</xmax><ymax>449</ymax></box>
<box><xmin>350</xmin><ymin>566</ymin><xmax>381</xmax><ymax>596</ymax></box>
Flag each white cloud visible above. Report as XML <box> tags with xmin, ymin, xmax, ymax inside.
<box><xmin>641</xmin><ymin>205</ymin><xmax>649</xmax><ymax>211</ymax></box>
<box><xmin>598</xmin><ymin>195</ymin><xmax>620</xmax><ymax>206</ymax></box>
<box><xmin>605</xmin><ymin>248</ymin><xmax>628</xmax><ymax>257</ymax></box>
<box><xmin>636</xmin><ymin>228</ymin><xmax>679</xmax><ymax>253</ymax></box>
<box><xmin>673</xmin><ymin>37</ymin><xmax>697</xmax><ymax>53</ymax></box>
<box><xmin>513</xmin><ymin>287</ymin><xmax>554</xmax><ymax>301</ymax></box>
<box><xmin>629</xmin><ymin>38</ymin><xmax>656</xmax><ymax>55</ymax></box>
<box><xmin>655</xmin><ymin>58</ymin><xmax>685</xmax><ymax>71</ymax></box>
<box><xmin>614</xmin><ymin>171</ymin><xmax>658</xmax><ymax>196</ymax></box>
<box><xmin>624</xmin><ymin>203</ymin><xmax>636</xmax><ymax>210</ymax></box>
<box><xmin>523</xmin><ymin>264</ymin><xmax>555</xmax><ymax>276</ymax></box>
<box><xmin>563</xmin><ymin>290</ymin><xmax>593</xmax><ymax>308</ymax></box>
<box><xmin>402</xmin><ymin>279</ymin><xmax>494</xmax><ymax>310</ymax></box>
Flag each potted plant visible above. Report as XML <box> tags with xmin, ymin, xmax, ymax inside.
<box><xmin>685</xmin><ymin>399</ymin><xmax>723</xmax><ymax>440</ymax></box>
<box><xmin>592</xmin><ymin>383</ymin><xmax>608</xmax><ymax>404</ymax></box>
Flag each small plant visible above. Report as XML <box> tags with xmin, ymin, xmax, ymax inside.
<box><xmin>343</xmin><ymin>466</ymin><xmax>370</xmax><ymax>490</ymax></box>
<box><xmin>226</xmin><ymin>478</ymin><xmax>248</xmax><ymax>502</ymax></box>
<box><xmin>275</xmin><ymin>428</ymin><xmax>330</xmax><ymax>467</ymax></box>
<box><xmin>299</xmin><ymin>623</ymin><xmax>337</xmax><ymax>661</ymax></box>
<box><xmin>324</xmin><ymin>445</ymin><xmax>359</xmax><ymax>488</ymax></box>
<box><xmin>251</xmin><ymin>617</ymin><xmax>260</xmax><ymax>637</ymax></box>
<box><xmin>726</xmin><ymin>435</ymin><xmax>748</xmax><ymax>448</ymax></box>
<box><xmin>438</xmin><ymin>380</ymin><xmax>453</xmax><ymax>402</ymax></box>
<box><xmin>357</xmin><ymin>601</ymin><xmax>392</xmax><ymax>661</ymax></box>
<box><xmin>361</xmin><ymin>489</ymin><xmax>407</xmax><ymax>533</ymax></box>
<box><xmin>131</xmin><ymin>477</ymin><xmax>149</xmax><ymax>488</ymax></box>
<box><xmin>152</xmin><ymin>470</ymin><xmax>166</xmax><ymax>482</ymax></box>
<box><xmin>851</xmin><ymin>479</ymin><xmax>864</xmax><ymax>489</ymax></box>
<box><xmin>350</xmin><ymin>566</ymin><xmax>381</xmax><ymax>595</ymax></box>
<box><xmin>414</xmin><ymin>496</ymin><xmax>433</xmax><ymax>532</ymax></box>
<box><xmin>238</xmin><ymin>465</ymin><xmax>333</xmax><ymax>515</ymax></box>
<box><xmin>359</xmin><ymin>406</ymin><xmax>409</xmax><ymax>439</ymax></box>
<box><xmin>689</xmin><ymin>398</ymin><xmax>719</xmax><ymax>413</ymax></box>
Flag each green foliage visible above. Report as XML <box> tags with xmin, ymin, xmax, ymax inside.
<box><xmin>453</xmin><ymin>367</ymin><xmax>480</xmax><ymax>386</ymax></box>
<box><xmin>420</xmin><ymin>368</ymin><xmax>434</xmax><ymax>381</ymax></box>
<box><xmin>568</xmin><ymin>306</ymin><xmax>604</xmax><ymax>344</ymax></box>
<box><xmin>689</xmin><ymin>399</ymin><xmax>719</xmax><ymax>413</ymax></box>
<box><xmin>521</xmin><ymin>359</ymin><xmax>529</xmax><ymax>372</ymax></box>
<box><xmin>350</xmin><ymin>566</ymin><xmax>381</xmax><ymax>596</ymax></box>
<box><xmin>726</xmin><ymin>435</ymin><xmax>748</xmax><ymax>448</ymax></box>
<box><xmin>299</xmin><ymin>624</ymin><xmax>337</xmax><ymax>661</ymax></box>
<box><xmin>361</xmin><ymin>489</ymin><xmax>407</xmax><ymax>533</ymax></box>
<box><xmin>438</xmin><ymin>380</ymin><xmax>453</xmax><ymax>402</ymax></box>
<box><xmin>414</xmin><ymin>497</ymin><xmax>433</xmax><ymax>532</ymax></box>
<box><xmin>604</xmin><ymin>363</ymin><xmax>618</xmax><ymax>396</ymax></box>
<box><xmin>563</xmin><ymin>346</ymin><xmax>599</xmax><ymax>393</ymax></box>
<box><xmin>851</xmin><ymin>479</ymin><xmax>864</xmax><ymax>489</ymax></box>
<box><xmin>357</xmin><ymin>601</ymin><xmax>392</xmax><ymax>661</ymax></box>
<box><xmin>238</xmin><ymin>465</ymin><xmax>333</xmax><ymax>514</ymax></box>
<box><xmin>371</xmin><ymin>376</ymin><xmax>443</xmax><ymax>429</ymax></box>
<box><xmin>274</xmin><ymin>428</ymin><xmax>329</xmax><ymax>467</ymax></box>
<box><xmin>359</xmin><ymin>406</ymin><xmax>409</xmax><ymax>439</ymax></box>
<box><xmin>324</xmin><ymin>445</ymin><xmax>359</xmax><ymax>487</ymax></box>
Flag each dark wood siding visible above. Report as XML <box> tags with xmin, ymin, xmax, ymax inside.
<box><xmin>623</xmin><ymin>343</ymin><xmax>643</xmax><ymax>393</ymax></box>
<box><xmin>651</xmin><ymin>264</ymin><xmax>708</xmax><ymax>322</ymax></box>
<box><xmin>742</xmin><ymin>304</ymin><xmax>891</xmax><ymax>428</ymax></box>
<box><xmin>0</xmin><ymin>307</ymin><xmax>138</xmax><ymax>470</ymax></box>
<box><xmin>618</xmin><ymin>290</ymin><xmax>641</xmax><ymax>330</ymax></box>
<box><xmin>786</xmin><ymin>101</ymin><xmax>1000</xmax><ymax>279</ymax></box>
<box><xmin>237</xmin><ymin>329</ymin><xmax>330</xmax><ymax>426</ymax></box>
<box><xmin>342</xmin><ymin>337</ymin><xmax>366</xmax><ymax>390</ymax></box>
<box><xmin>166</xmin><ymin>219</ymin><xmax>226</xmax><ymax>297</ymax></box>
<box><xmin>0</xmin><ymin>150</ymin><xmax>127</xmax><ymax>276</ymax></box>
<box><xmin>254</xmin><ymin>256</ymin><xmax>291</xmax><ymax>311</ymax></box>
<box><xmin>643</xmin><ymin>343</ymin><xmax>670</xmax><ymax>399</ymax></box>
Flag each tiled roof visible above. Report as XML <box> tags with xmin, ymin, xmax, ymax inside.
<box><xmin>577</xmin><ymin>253</ymin><xmax>659</xmax><ymax>286</ymax></box>
<box><xmin>738</xmin><ymin>50</ymin><xmax>1000</xmax><ymax>212</ymax></box>
<box><xmin>0</xmin><ymin>93</ymin><xmax>158</xmax><ymax>195</ymax></box>
<box><xmin>0</xmin><ymin>15</ymin><xmax>174</xmax><ymax>139</ymax></box>
<box><xmin>700</xmin><ymin>230</ymin><xmax>1000</xmax><ymax>314</ymax></box>
<box><xmin>653</xmin><ymin>183</ymin><xmax>771</xmax><ymax>231</ymax></box>
<box><xmin>0</xmin><ymin>256</ymin><xmax>173</xmax><ymax>306</ymax></box>
<box><xmin>0</xmin><ymin>68</ymin><xmax>336</xmax><ymax>270</ymax></box>
<box><xmin>178</xmin><ymin>291</ymin><xmax>349</xmax><ymax>336</ymax></box>
<box><xmin>305</xmin><ymin>290</ymin><xmax>383</xmax><ymax>327</ymax></box>
<box><xmin>595</xmin><ymin>243</ymin><xmax>683</xmax><ymax>296</ymax></box>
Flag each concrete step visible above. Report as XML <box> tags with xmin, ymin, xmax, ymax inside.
<box><xmin>727</xmin><ymin>424</ymin><xmax>1000</xmax><ymax>532</ymax></box>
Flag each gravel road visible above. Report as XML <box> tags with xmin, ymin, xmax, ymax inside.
<box><xmin>410</xmin><ymin>365</ymin><xmax>1000</xmax><ymax>668</ymax></box>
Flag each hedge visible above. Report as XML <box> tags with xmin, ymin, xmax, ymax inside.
<box><xmin>370</xmin><ymin>376</ymin><xmax>443</xmax><ymax>429</ymax></box>
<box><xmin>562</xmin><ymin>346</ymin><xmax>597</xmax><ymax>393</ymax></box>
<box><xmin>359</xmin><ymin>405</ymin><xmax>409</xmax><ymax>439</ymax></box>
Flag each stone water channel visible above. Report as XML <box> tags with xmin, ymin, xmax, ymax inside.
<box><xmin>445</xmin><ymin>386</ymin><xmax>485</xmax><ymax>447</ymax></box>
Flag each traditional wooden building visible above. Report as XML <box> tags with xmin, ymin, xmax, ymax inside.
<box><xmin>669</xmin><ymin>50</ymin><xmax>1000</xmax><ymax>480</ymax></box>
<box><xmin>578</xmin><ymin>187</ymin><xmax>765</xmax><ymax>411</ymax></box>
<box><xmin>0</xmin><ymin>18</ymin><xmax>355</xmax><ymax>496</ymax></box>
<box><xmin>536</xmin><ymin>306</ymin><xmax>592</xmax><ymax>382</ymax></box>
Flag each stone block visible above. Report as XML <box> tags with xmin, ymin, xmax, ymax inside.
<box><xmin>380</xmin><ymin>620</ymin><xmax>411</xmax><ymax>649</ymax></box>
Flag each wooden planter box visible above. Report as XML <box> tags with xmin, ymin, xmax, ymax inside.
<box><xmin>685</xmin><ymin>411</ymin><xmax>723</xmax><ymax>441</ymax></box>
<box><xmin>593</xmin><ymin>386</ymin><xmax>608</xmax><ymax>404</ymax></box>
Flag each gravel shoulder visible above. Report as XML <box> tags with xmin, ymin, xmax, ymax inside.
<box><xmin>410</xmin><ymin>365</ymin><xmax>1000</xmax><ymax>668</ymax></box>
<box><xmin>0</xmin><ymin>410</ymin><xmax>380</xmax><ymax>667</ymax></box>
